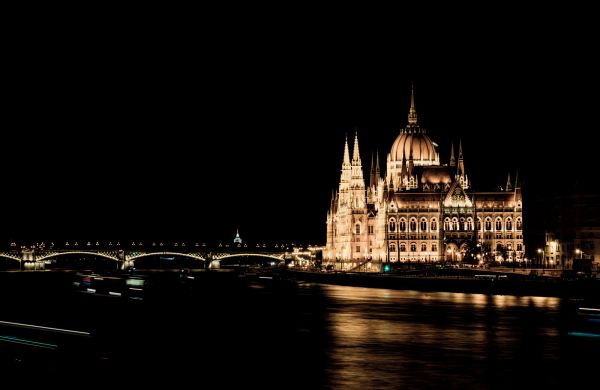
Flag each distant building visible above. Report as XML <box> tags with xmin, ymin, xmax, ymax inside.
<box><xmin>540</xmin><ymin>191</ymin><xmax>600</xmax><ymax>271</ymax></box>
<box><xmin>324</xmin><ymin>88</ymin><xmax>524</xmax><ymax>271</ymax></box>
<box><xmin>539</xmin><ymin>232</ymin><xmax>561</xmax><ymax>269</ymax></box>
<box><xmin>233</xmin><ymin>229</ymin><xmax>242</xmax><ymax>244</ymax></box>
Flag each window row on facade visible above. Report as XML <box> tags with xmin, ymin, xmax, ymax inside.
<box><xmin>388</xmin><ymin>243</ymin><xmax>438</xmax><ymax>252</ymax></box>
<box><xmin>385</xmin><ymin>242</ymin><xmax>523</xmax><ymax>253</ymax></box>
<box><xmin>380</xmin><ymin>217</ymin><xmax>523</xmax><ymax>233</ymax></box>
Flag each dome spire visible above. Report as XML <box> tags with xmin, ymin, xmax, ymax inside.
<box><xmin>408</xmin><ymin>83</ymin><xmax>418</xmax><ymax>125</ymax></box>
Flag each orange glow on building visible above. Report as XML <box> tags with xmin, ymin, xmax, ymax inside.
<box><xmin>325</xmin><ymin>89</ymin><xmax>524</xmax><ymax>271</ymax></box>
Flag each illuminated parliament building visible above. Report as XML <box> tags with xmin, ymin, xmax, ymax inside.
<box><xmin>324</xmin><ymin>90</ymin><xmax>524</xmax><ymax>271</ymax></box>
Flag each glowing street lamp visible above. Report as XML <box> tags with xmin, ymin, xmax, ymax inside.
<box><xmin>537</xmin><ymin>248</ymin><xmax>546</xmax><ymax>270</ymax></box>
<box><xmin>575</xmin><ymin>248</ymin><xmax>585</xmax><ymax>270</ymax></box>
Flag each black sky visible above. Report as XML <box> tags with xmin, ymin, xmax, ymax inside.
<box><xmin>3</xmin><ymin>11</ymin><xmax>598</xmax><ymax>246</ymax></box>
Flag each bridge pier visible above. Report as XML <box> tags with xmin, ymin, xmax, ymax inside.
<box><xmin>121</xmin><ymin>260</ymin><xmax>135</xmax><ymax>270</ymax></box>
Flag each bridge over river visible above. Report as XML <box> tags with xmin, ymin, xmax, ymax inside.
<box><xmin>0</xmin><ymin>241</ymin><xmax>314</xmax><ymax>270</ymax></box>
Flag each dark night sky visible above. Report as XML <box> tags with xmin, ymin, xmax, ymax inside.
<box><xmin>2</xmin><ymin>11</ymin><xmax>598</xmax><ymax>247</ymax></box>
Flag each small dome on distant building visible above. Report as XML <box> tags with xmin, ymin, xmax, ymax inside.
<box><xmin>233</xmin><ymin>229</ymin><xmax>242</xmax><ymax>244</ymax></box>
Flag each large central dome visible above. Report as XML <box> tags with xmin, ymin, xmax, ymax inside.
<box><xmin>388</xmin><ymin>87</ymin><xmax>439</xmax><ymax>167</ymax></box>
<box><xmin>390</xmin><ymin>131</ymin><xmax>438</xmax><ymax>165</ymax></box>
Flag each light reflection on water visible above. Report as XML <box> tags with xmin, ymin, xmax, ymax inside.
<box><xmin>2</xmin><ymin>274</ymin><xmax>596</xmax><ymax>389</ymax></box>
<box><xmin>317</xmin><ymin>285</ymin><xmax>580</xmax><ymax>390</ymax></box>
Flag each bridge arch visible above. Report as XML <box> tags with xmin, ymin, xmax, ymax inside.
<box><xmin>215</xmin><ymin>253</ymin><xmax>284</xmax><ymax>262</ymax></box>
<box><xmin>0</xmin><ymin>253</ymin><xmax>22</xmax><ymax>262</ymax></box>
<box><xmin>36</xmin><ymin>251</ymin><xmax>120</xmax><ymax>262</ymax></box>
<box><xmin>127</xmin><ymin>252</ymin><xmax>206</xmax><ymax>262</ymax></box>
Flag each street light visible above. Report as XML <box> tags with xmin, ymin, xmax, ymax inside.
<box><xmin>537</xmin><ymin>248</ymin><xmax>546</xmax><ymax>272</ymax></box>
<box><xmin>575</xmin><ymin>249</ymin><xmax>584</xmax><ymax>271</ymax></box>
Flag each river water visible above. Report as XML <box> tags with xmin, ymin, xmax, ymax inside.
<box><xmin>0</xmin><ymin>273</ymin><xmax>596</xmax><ymax>388</ymax></box>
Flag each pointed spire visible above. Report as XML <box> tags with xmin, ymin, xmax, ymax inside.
<box><xmin>352</xmin><ymin>130</ymin><xmax>361</xmax><ymax>164</ymax></box>
<box><xmin>457</xmin><ymin>139</ymin><xmax>465</xmax><ymax>178</ymax></box>
<box><xmin>450</xmin><ymin>142</ymin><xmax>455</xmax><ymax>166</ymax></box>
<box><xmin>506</xmin><ymin>173</ymin><xmax>512</xmax><ymax>191</ymax></box>
<box><xmin>343</xmin><ymin>134</ymin><xmax>350</xmax><ymax>166</ymax></box>
<box><xmin>408</xmin><ymin>83</ymin><xmax>418</xmax><ymax>125</ymax></box>
<box><xmin>369</xmin><ymin>153</ymin><xmax>375</xmax><ymax>188</ymax></box>
<box><xmin>515</xmin><ymin>171</ymin><xmax>520</xmax><ymax>189</ymax></box>
<box><xmin>375</xmin><ymin>150</ymin><xmax>381</xmax><ymax>182</ymax></box>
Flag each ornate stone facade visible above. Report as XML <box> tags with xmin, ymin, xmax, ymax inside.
<box><xmin>325</xmin><ymin>89</ymin><xmax>524</xmax><ymax>271</ymax></box>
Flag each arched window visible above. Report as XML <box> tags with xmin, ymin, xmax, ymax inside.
<box><xmin>400</xmin><ymin>243</ymin><xmax>406</xmax><ymax>252</ymax></box>
<box><xmin>410</xmin><ymin>219</ymin><xmax>417</xmax><ymax>232</ymax></box>
<box><xmin>495</xmin><ymin>218</ymin><xmax>502</xmax><ymax>231</ymax></box>
<box><xmin>444</xmin><ymin>218</ymin><xmax>451</xmax><ymax>231</ymax></box>
<box><xmin>466</xmin><ymin>218</ymin><xmax>473</xmax><ymax>231</ymax></box>
<box><xmin>431</xmin><ymin>219</ymin><xmax>437</xmax><ymax>231</ymax></box>
<box><xmin>476</xmin><ymin>218</ymin><xmax>482</xmax><ymax>231</ymax></box>
<box><xmin>399</xmin><ymin>219</ymin><xmax>406</xmax><ymax>232</ymax></box>
<box><xmin>517</xmin><ymin>243</ymin><xmax>522</xmax><ymax>251</ymax></box>
<box><xmin>389</xmin><ymin>219</ymin><xmax>396</xmax><ymax>232</ymax></box>
<box><xmin>506</xmin><ymin>219</ymin><xmax>512</xmax><ymax>231</ymax></box>
<box><xmin>389</xmin><ymin>243</ymin><xmax>396</xmax><ymax>252</ymax></box>
<box><xmin>355</xmin><ymin>223</ymin><xmax>361</xmax><ymax>234</ymax></box>
<box><xmin>452</xmin><ymin>218</ymin><xmax>459</xmax><ymax>231</ymax></box>
<box><xmin>420</xmin><ymin>219</ymin><xmax>427</xmax><ymax>231</ymax></box>
<box><xmin>516</xmin><ymin>218</ymin><xmax>522</xmax><ymax>230</ymax></box>
<box><xmin>485</xmin><ymin>218</ymin><xmax>492</xmax><ymax>231</ymax></box>
<box><xmin>496</xmin><ymin>243</ymin><xmax>503</xmax><ymax>251</ymax></box>
<box><xmin>410</xmin><ymin>242</ymin><xmax>417</xmax><ymax>252</ymax></box>
<box><xmin>421</xmin><ymin>243</ymin><xmax>427</xmax><ymax>252</ymax></box>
